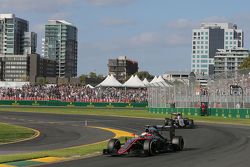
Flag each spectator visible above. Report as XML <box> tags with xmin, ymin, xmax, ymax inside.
<box><xmin>0</xmin><ymin>85</ymin><xmax>148</xmax><ymax>103</ymax></box>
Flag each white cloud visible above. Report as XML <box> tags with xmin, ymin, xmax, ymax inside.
<box><xmin>0</xmin><ymin>0</ymin><xmax>75</xmax><ymax>12</ymax></box>
<box><xmin>166</xmin><ymin>19</ymin><xmax>198</xmax><ymax>30</ymax></box>
<box><xmin>85</xmin><ymin>0</ymin><xmax>136</xmax><ymax>6</ymax></box>
<box><xmin>128</xmin><ymin>32</ymin><xmax>160</xmax><ymax>47</ymax></box>
<box><xmin>49</xmin><ymin>12</ymin><xmax>71</xmax><ymax>20</ymax></box>
<box><xmin>165</xmin><ymin>33</ymin><xmax>190</xmax><ymax>46</ymax></box>
<box><xmin>100</xmin><ymin>18</ymin><xmax>136</xmax><ymax>27</ymax></box>
<box><xmin>127</xmin><ymin>31</ymin><xmax>190</xmax><ymax>49</ymax></box>
<box><xmin>202</xmin><ymin>16</ymin><xmax>228</xmax><ymax>23</ymax></box>
<box><xmin>85</xmin><ymin>31</ymin><xmax>190</xmax><ymax>53</ymax></box>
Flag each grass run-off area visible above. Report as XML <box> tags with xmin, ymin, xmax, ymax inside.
<box><xmin>0</xmin><ymin>137</ymin><xmax>128</xmax><ymax>163</ymax></box>
<box><xmin>0</xmin><ymin>122</ymin><xmax>35</xmax><ymax>144</ymax></box>
<box><xmin>0</xmin><ymin>106</ymin><xmax>250</xmax><ymax>163</ymax></box>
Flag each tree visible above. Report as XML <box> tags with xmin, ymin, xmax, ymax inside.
<box><xmin>36</xmin><ymin>77</ymin><xmax>46</xmax><ymax>85</ymax></box>
<box><xmin>79</xmin><ymin>74</ymin><xmax>87</xmax><ymax>85</ymax></box>
<box><xmin>239</xmin><ymin>56</ymin><xmax>250</xmax><ymax>69</ymax></box>
<box><xmin>89</xmin><ymin>72</ymin><xmax>97</xmax><ymax>78</ymax></box>
<box><xmin>136</xmin><ymin>71</ymin><xmax>154</xmax><ymax>80</ymax></box>
<box><xmin>79</xmin><ymin>73</ymin><xmax>105</xmax><ymax>86</ymax></box>
<box><xmin>97</xmin><ymin>74</ymin><xmax>105</xmax><ymax>79</ymax></box>
<box><xmin>21</xmin><ymin>74</ymin><xmax>29</xmax><ymax>82</ymax></box>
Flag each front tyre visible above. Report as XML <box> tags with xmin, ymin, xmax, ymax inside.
<box><xmin>143</xmin><ymin>140</ymin><xmax>157</xmax><ymax>156</ymax></box>
<box><xmin>108</xmin><ymin>138</ymin><xmax>121</xmax><ymax>153</ymax></box>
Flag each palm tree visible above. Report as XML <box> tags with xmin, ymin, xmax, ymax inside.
<box><xmin>239</xmin><ymin>56</ymin><xmax>250</xmax><ymax>69</ymax></box>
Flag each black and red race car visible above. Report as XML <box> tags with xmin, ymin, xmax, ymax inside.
<box><xmin>103</xmin><ymin>125</ymin><xmax>184</xmax><ymax>156</ymax></box>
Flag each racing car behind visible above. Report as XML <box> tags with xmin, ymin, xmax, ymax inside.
<box><xmin>164</xmin><ymin>112</ymin><xmax>194</xmax><ymax>128</ymax></box>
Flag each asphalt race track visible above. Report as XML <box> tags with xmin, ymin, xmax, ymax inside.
<box><xmin>0</xmin><ymin>111</ymin><xmax>113</xmax><ymax>154</ymax></box>
<box><xmin>1</xmin><ymin>111</ymin><xmax>250</xmax><ymax>167</ymax></box>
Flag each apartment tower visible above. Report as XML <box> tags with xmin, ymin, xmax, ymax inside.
<box><xmin>191</xmin><ymin>23</ymin><xmax>243</xmax><ymax>75</ymax></box>
<box><xmin>43</xmin><ymin>20</ymin><xmax>78</xmax><ymax>77</ymax></box>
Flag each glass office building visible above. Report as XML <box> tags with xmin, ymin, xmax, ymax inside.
<box><xmin>191</xmin><ymin>23</ymin><xmax>244</xmax><ymax>75</ymax></box>
<box><xmin>43</xmin><ymin>20</ymin><xmax>78</xmax><ymax>77</ymax></box>
<box><xmin>0</xmin><ymin>14</ymin><xmax>29</xmax><ymax>55</ymax></box>
<box><xmin>23</xmin><ymin>32</ymin><xmax>37</xmax><ymax>54</ymax></box>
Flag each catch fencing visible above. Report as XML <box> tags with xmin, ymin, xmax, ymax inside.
<box><xmin>147</xmin><ymin>69</ymin><xmax>250</xmax><ymax>109</ymax></box>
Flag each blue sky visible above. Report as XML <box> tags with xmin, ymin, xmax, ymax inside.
<box><xmin>1</xmin><ymin>0</ymin><xmax>250</xmax><ymax>75</ymax></box>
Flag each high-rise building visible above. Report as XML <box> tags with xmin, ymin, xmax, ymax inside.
<box><xmin>191</xmin><ymin>23</ymin><xmax>244</xmax><ymax>75</ymax></box>
<box><xmin>163</xmin><ymin>71</ymin><xmax>190</xmax><ymax>82</ymax></box>
<box><xmin>0</xmin><ymin>14</ymin><xmax>29</xmax><ymax>55</ymax></box>
<box><xmin>0</xmin><ymin>14</ymin><xmax>40</xmax><ymax>82</ymax></box>
<box><xmin>43</xmin><ymin>20</ymin><xmax>78</xmax><ymax>77</ymax></box>
<box><xmin>41</xmin><ymin>38</ymin><xmax>45</xmax><ymax>57</ymax></box>
<box><xmin>214</xmin><ymin>48</ymin><xmax>249</xmax><ymax>75</ymax></box>
<box><xmin>23</xmin><ymin>32</ymin><xmax>37</xmax><ymax>54</ymax></box>
<box><xmin>0</xmin><ymin>54</ymin><xmax>57</xmax><ymax>82</ymax></box>
<box><xmin>108</xmin><ymin>56</ymin><xmax>138</xmax><ymax>82</ymax></box>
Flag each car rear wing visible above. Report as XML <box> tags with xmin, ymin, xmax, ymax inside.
<box><xmin>146</xmin><ymin>125</ymin><xmax>173</xmax><ymax>130</ymax></box>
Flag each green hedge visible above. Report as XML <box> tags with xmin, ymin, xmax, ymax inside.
<box><xmin>0</xmin><ymin>100</ymin><xmax>147</xmax><ymax>108</ymax></box>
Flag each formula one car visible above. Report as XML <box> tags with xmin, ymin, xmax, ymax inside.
<box><xmin>164</xmin><ymin>112</ymin><xmax>194</xmax><ymax>129</ymax></box>
<box><xmin>103</xmin><ymin>125</ymin><xmax>184</xmax><ymax>156</ymax></box>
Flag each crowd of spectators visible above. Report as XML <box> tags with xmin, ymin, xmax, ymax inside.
<box><xmin>0</xmin><ymin>85</ymin><xmax>148</xmax><ymax>103</ymax></box>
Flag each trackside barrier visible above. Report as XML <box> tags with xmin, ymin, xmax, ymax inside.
<box><xmin>148</xmin><ymin>108</ymin><xmax>250</xmax><ymax>119</ymax></box>
<box><xmin>0</xmin><ymin>100</ymin><xmax>147</xmax><ymax>108</ymax></box>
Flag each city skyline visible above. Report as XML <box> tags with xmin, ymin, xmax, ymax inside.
<box><xmin>1</xmin><ymin>0</ymin><xmax>250</xmax><ymax>75</ymax></box>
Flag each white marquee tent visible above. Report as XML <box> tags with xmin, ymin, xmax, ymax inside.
<box><xmin>150</xmin><ymin>76</ymin><xmax>158</xmax><ymax>83</ymax></box>
<box><xmin>155</xmin><ymin>75</ymin><xmax>171</xmax><ymax>87</ymax></box>
<box><xmin>85</xmin><ymin>84</ymin><xmax>94</xmax><ymax>89</ymax></box>
<box><xmin>142</xmin><ymin>78</ymin><xmax>149</xmax><ymax>85</ymax></box>
<box><xmin>96</xmin><ymin>74</ymin><xmax>123</xmax><ymax>87</ymax></box>
<box><xmin>123</xmin><ymin>75</ymin><xmax>145</xmax><ymax>88</ymax></box>
<box><xmin>147</xmin><ymin>75</ymin><xmax>172</xmax><ymax>87</ymax></box>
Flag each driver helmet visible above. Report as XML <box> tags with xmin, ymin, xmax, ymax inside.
<box><xmin>141</xmin><ymin>128</ymin><xmax>151</xmax><ymax>137</ymax></box>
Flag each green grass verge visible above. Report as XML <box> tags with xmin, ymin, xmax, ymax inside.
<box><xmin>0</xmin><ymin>123</ymin><xmax>35</xmax><ymax>144</ymax></box>
<box><xmin>0</xmin><ymin>137</ymin><xmax>129</xmax><ymax>163</ymax></box>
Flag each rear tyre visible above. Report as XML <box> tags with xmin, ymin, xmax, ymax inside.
<box><xmin>143</xmin><ymin>140</ymin><xmax>157</xmax><ymax>156</ymax></box>
<box><xmin>108</xmin><ymin>138</ymin><xmax>121</xmax><ymax>153</ymax></box>
<box><xmin>172</xmin><ymin>136</ymin><xmax>184</xmax><ymax>151</ymax></box>
<box><xmin>188</xmin><ymin>119</ymin><xmax>194</xmax><ymax>128</ymax></box>
<box><xmin>164</xmin><ymin>118</ymin><xmax>170</xmax><ymax>126</ymax></box>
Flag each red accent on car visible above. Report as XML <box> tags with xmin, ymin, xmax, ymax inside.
<box><xmin>118</xmin><ymin>138</ymin><xmax>149</xmax><ymax>154</ymax></box>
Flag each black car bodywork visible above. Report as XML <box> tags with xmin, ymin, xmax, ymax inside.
<box><xmin>103</xmin><ymin>125</ymin><xmax>184</xmax><ymax>156</ymax></box>
<box><xmin>164</xmin><ymin>113</ymin><xmax>194</xmax><ymax>128</ymax></box>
